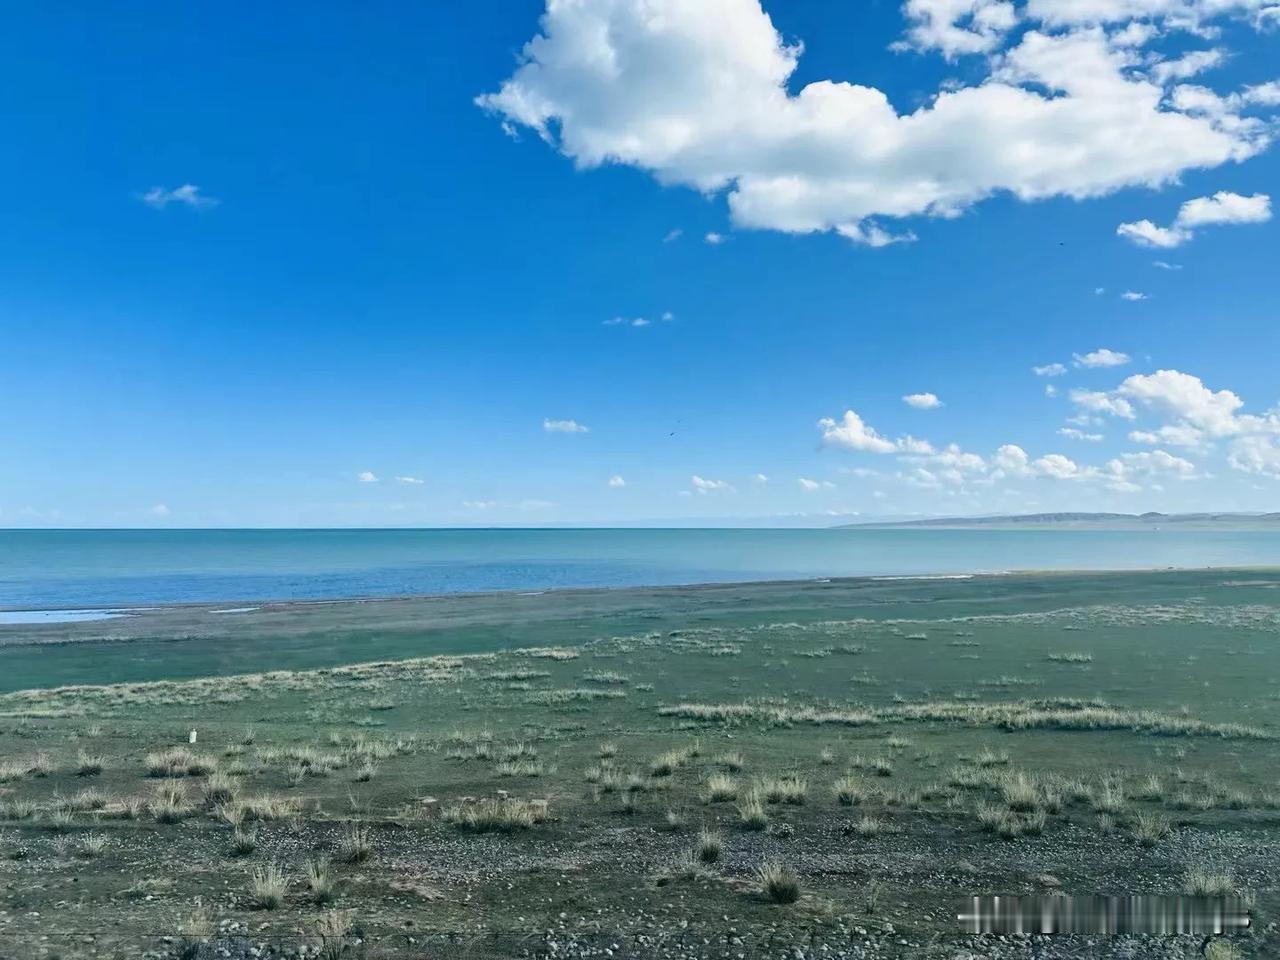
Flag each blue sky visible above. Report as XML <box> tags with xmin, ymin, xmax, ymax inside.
<box><xmin>2</xmin><ymin>0</ymin><xmax>1278</xmax><ymax>527</ymax></box>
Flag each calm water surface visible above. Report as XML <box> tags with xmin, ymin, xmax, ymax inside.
<box><xmin>3</xmin><ymin>527</ymin><xmax>1280</xmax><ymax>608</ymax></box>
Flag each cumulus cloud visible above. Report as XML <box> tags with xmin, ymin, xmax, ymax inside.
<box><xmin>704</xmin><ymin>232</ymin><xmax>726</xmax><ymax>245</ymax></box>
<box><xmin>817</xmin><ymin>407</ymin><xmax>1189</xmax><ymax>493</ymax></box>
<box><xmin>1118</xmin><ymin>190</ymin><xmax>1271</xmax><ymax>247</ymax></box>
<box><xmin>608</xmin><ymin>474</ymin><xmax>626</xmax><ymax>488</ymax></box>
<box><xmin>140</xmin><ymin>184</ymin><xmax>219</xmax><ymax>210</ymax></box>
<box><xmin>903</xmin><ymin>392</ymin><xmax>943</xmax><ymax>409</ymax></box>
<box><xmin>150</xmin><ymin>503</ymin><xmax>171</xmax><ymax>516</ymax></box>
<box><xmin>1033</xmin><ymin>363</ymin><xmax>1068</xmax><ymax>376</ymax></box>
<box><xmin>1129</xmin><ymin>424</ymin><xmax>1208</xmax><ymax>448</ymax></box>
<box><xmin>543</xmin><ymin>418</ymin><xmax>590</xmax><ymax>433</ymax></box>
<box><xmin>357</xmin><ymin>471</ymin><xmax>379</xmax><ymax>483</ymax></box>
<box><xmin>1120</xmin><ymin>291</ymin><xmax>1150</xmax><ymax>300</ymax></box>
<box><xmin>1228</xmin><ymin>435</ymin><xmax>1280</xmax><ymax>477</ymax></box>
<box><xmin>896</xmin><ymin>0</ymin><xmax>1019</xmax><ymax>58</ymax></box>
<box><xmin>1076</xmin><ymin>368</ymin><xmax>1280</xmax><ymax>478</ymax></box>
<box><xmin>1070</xmin><ymin>389</ymin><xmax>1136</xmax><ymax>418</ymax></box>
<box><xmin>603</xmin><ymin>316</ymin><xmax>650</xmax><ymax>327</ymax></box>
<box><xmin>818</xmin><ymin>410</ymin><xmax>900</xmax><ymax>454</ymax></box>
<box><xmin>1115</xmin><ymin>369</ymin><xmax>1280</xmax><ymax>440</ymax></box>
<box><xmin>691</xmin><ymin>475</ymin><xmax>734</xmax><ymax>493</ymax></box>
<box><xmin>1074</xmin><ymin>348</ymin><xmax>1132</xmax><ymax>368</ymax></box>
<box><xmin>478</xmin><ymin>1</ymin><xmax>1276</xmax><ymax>245</ymax></box>
<box><xmin>818</xmin><ymin>411</ymin><xmax>938</xmax><ymax>457</ymax></box>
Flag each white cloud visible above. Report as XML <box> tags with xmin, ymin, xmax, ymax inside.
<box><xmin>691</xmin><ymin>475</ymin><xmax>734</xmax><ymax>493</ymax></box>
<box><xmin>150</xmin><ymin>503</ymin><xmax>171</xmax><ymax>517</ymax></box>
<box><xmin>1070</xmin><ymin>388</ymin><xmax>1136</xmax><ymax>418</ymax></box>
<box><xmin>395</xmin><ymin>476</ymin><xmax>425</xmax><ymax>485</ymax></box>
<box><xmin>1178</xmin><ymin>190</ymin><xmax>1272</xmax><ymax>227</ymax></box>
<box><xmin>818</xmin><ymin>410</ymin><xmax>900</xmax><ymax>454</ymax></box>
<box><xmin>357</xmin><ymin>471</ymin><xmax>379</xmax><ymax>483</ymax></box>
<box><xmin>543</xmin><ymin>418</ymin><xmax>590</xmax><ymax>433</ymax></box>
<box><xmin>663</xmin><ymin>228</ymin><xmax>683</xmax><ymax>242</ymax></box>
<box><xmin>1073</xmin><ymin>347</ymin><xmax>1131</xmax><ymax>368</ymax></box>
<box><xmin>608</xmin><ymin>474</ymin><xmax>626</xmax><ymax>488</ymax></box>
<box><xmin>479</xmin><ymin>2</ymin><xmax>1276</xmax><ymax>245</ymax></box>
<box><xmin>1227</xmin><ymin>435</ymin><xmax>1280</xmax><ymax>478</ymax></box>
<box><xmin>992</xmin><ymin>443</ymin><xmax>1032</xmax><ymax>475</ymax></box>
<box><xmin>1150</xmin><ymin>47</ymin><xmax>1226</xmax><ymax>85</ymax></box>
<box><xmin>1117</xmin><ymin>220</ymin><xmax>1185</xmax><ymax>247</ymax></box>
<box><xmin>1117</xmin><ymin>369</ymin><xmax>1259</xmax><ymax>436</ymax></box>
<box><xmin>140</xmin><ymin>184</ymin><xmax>219</xmax><ymax>210</ymax></box>
<box><xmin>1120</xmin><ymin>291</ymin><xmax>1150</xmax><ymax>300</ymax></box>
<box><xmin>1031</xmin><ymin>453</ymin><xmax>1082</xmax><ymax>479</ymax></box>
<box><xmin>1059</xmin><ymin>427</ymin><xmax>1104</xmax><ymax>441</ymax></box>
<box><xmin>903</xmin><ymin>392</ymin><xmax>943</xmax><ymax>409</ymax></box>
<box><xmin>1083</xmin><ymin>368</ymin><xmax>1280</xmax><ymax>479</ymax></box>
<box><xmin>704</xmin><ymin>232</ymin><xmax>726</xmax><ymax>245</ymax></box>
<box><xmin>1045</xmin><ymin>384</ymin><xmax>1059</xmax><ymax>397</ymax></box>
<box><xmin>1118</xmin><ymin>191</ymin><xmax>1271</xmax><ymax>247</ymax></box>
<box><xmin>1244</xmin><ymin>81</ymin><xmax>1280</xmax><ymax>106</ymax></box>
<box><xmin>1033</xmin><ymin>363</ymin><xmax>1068</xmax><ymax>377</ymax></box>
<box><xmin>798</xmin><ymin>477</ymin><xmax>836</xmax><ymax>491</ymax></box>
<box><xmin>1129</xmin><ymin>424</ymin><xmax>1207</xmax><ymax>448</ymax></box>
<box><xmin>1153</xmin><ymin>259</ymin><xmax>1182</xmax><ymax>269</ymax></box>
<box><xmin>897</xmin><ymin>0</ymin><xmax>1019</xmax><ymax>58</ymax></box>
<box><xmin>754</xmin><ymin>473</ymin><xmax>770</xmax><ymax>484</ymax></box>
<box><xmin>1025</xmin><ymin>0</ymin><xmax>1277</xmax><ymax>30</ymax></box>
<box><xmin>603</xmin><ymin>316</ymin><xmax>650</xmax><ymax>327</ymax></box>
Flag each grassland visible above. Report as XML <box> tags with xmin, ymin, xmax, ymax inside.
<box><xmin>1</xmin><ymin>569</ymin><xmax>1279</xmax><ymax>958</ymax></box>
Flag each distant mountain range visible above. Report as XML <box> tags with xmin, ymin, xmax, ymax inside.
<box><xmin>838</xmin><ymin>512</ymin><xmax>1280</xmax><ymax>529</ymax></box>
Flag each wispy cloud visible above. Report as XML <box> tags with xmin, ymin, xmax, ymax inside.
<box><xmin>140</xmin><ymin>184</ymin><xmax>219</xmax><ymax>210</ymax></box>
<box><xmin>1073</xmin><ymin>348</ymin><xmax>1131</xmax><ymax>369</ymax></box>
<box><xmin>691</xmin><ymin>475</ymin><xmax>733</xmax><ymax>493</ymax></box>
<box><xmin>798</xmin><ymin>477</ymin><xmax>836</xmax><ymax>491</ymax></box>
<box><xmin>1033</xmin><ymin>363</ymin><xmax>1067</xmax><ymax>377</ymax></box>
<box><xmin>1120</xmin><ymin>291</ymin><xmax>1149</xmax><ymax>301</ymax></box>
<box><xmin>395</xmin><ymin>476</ymin><xmax>424</xmax><ymax>485</ymax></box>
<box><xmin>1058</xmin><ymin>427</ymin><xmax>1104</xmax><ymax>442</ymax></box>
<box><xmin>543</xmin><ymin>418</ymin><xmax>589</xmax><ymax>433</ymax></box>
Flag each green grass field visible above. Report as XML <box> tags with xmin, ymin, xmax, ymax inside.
<box><xmin>2</xmin><ymin>569</ymin><xmax>1279</xmax><ymax>958</ymax></box>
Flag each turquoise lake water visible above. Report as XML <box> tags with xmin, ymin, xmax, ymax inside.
<box><xmin>3</xmin><ymin>527</ymin><xmax>1280</xmax><ymax>609</ymax></box>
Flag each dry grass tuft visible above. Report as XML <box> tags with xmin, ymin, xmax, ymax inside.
<box><xmin>444</xmin><ymin>797</ymin><xmax>549</xmax><ymax>833</ymax></box>
<box><xmin>703</xmin><ymin>774</ymin><xmax>738</xmax><ymax>803</ymax></box>
<box><xmin>737</xmin><ymin>792</ymin><xmax>768</xmax><ymax>830</ymax></box>
<box><xmin>756</xmin><ymin>861</ymin><xmax>801</xmax><ymax>904</ymax></box>
<box><xmin>250</xmin><ymin>863</ymin><xmax>287</xmax><ymax>910</ymax></box>
<box><xmin>696</xmin><ymin>828</ymin><xmax>723</xmax><ymax>863</ymax></box>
